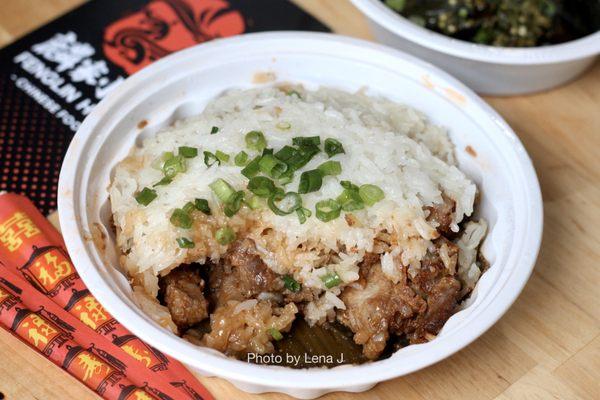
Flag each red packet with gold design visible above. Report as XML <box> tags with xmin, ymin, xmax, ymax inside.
<box><xmin>0</xmin><ymin>192</ymin><xmax>213</xmax><ymax>400</ymax></box>
<box><xmin>0</xmin><ymin>269</ymin><xmax>166</xmax><ymax>399</ymax></box>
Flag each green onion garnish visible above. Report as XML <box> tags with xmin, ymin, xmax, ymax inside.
<box><xmin>276</xmin><ymin>121</ymin><xmax>291</xmax><ymax>130</ymax></box>
<box><xmin>268</xmin><ymin>192</ymin><xmax>302</xmax><ymax>216</ymax></box>
<box><xmin>359</xmin><ymin>184</ymin><xmax>385</xmax><ymax>206</ymax></box>
<box><xmin>274</xmin><ymin>145</ymin><xmax>297</xmax><ymax>162</ymax></box>
<box><xmin>324</xmin><ymin>138</ymin><xmax>345</xmax><ymax>158</ymax></box>
<box><xmin>163</xmin><ymin>155</ymin><xmax>186</xmax><ymax>178</ymax></box>
<box><xmin>215</xmin><ymin>226</ymin><xmax>235</xmax><ymax>245</ymax></box>
<box><xmin>153</xmin><ymin>177</ymin><xmax>172</xmax><ymax>187</ymax></box>
<box><xmin>194</xmin><ymin>198</ymin><xmax>211</xmax><ymax>215</ymax></box>
<box><xmin>268</xmin><ymin>327</ymin><xmax>283</xmax><ymax>341</ymax></box>
<box><xmin>178</xmin><ymin>146</ymin><xmax>198</xmax><ymax>158</ymax></box>
<box><xmin>241</xmin><ymin>155</ymin><xmax>261</xmax><ymax>178</ymax></box>
<box><xmin>286</xmin><ymin>90</ymin><xmax>301</xmax><ymax>98</ymax></box>
<box><xmin>340</xmin><ymin>180</ymin><xmax>359</xmax><ymax>191</ymax></box>
<box><xmin>176</xmin><ymin>237</ymin><xmax>195</xmax><ymax>248</ymax></box>
<box><xmin>223</xmin><ymin>191</ymin><xmax>245</xmax><ymax>217</ymax></box>
<box><xmin>234</xmin><ymin>151</ymin><xmax>249</xmax><ymax>166</ymax></box>
<box><xmin>298</xmin><ymin>169</ymin><xmax>323</xmax><ymax>194</ymax></box>
<box><xmin>135</xmin><ymin>187</ymin><xmax>157</xmax><ymax>206</ymax></box>
<box><xmin>170</xmin><ymin>208</ymin><xmax>193</xmax><ymax>229</ymax></box>
<box><xmin>245</xmin><ymin>195</ymin><xmax>263</xmax><ymax>210</ymax></box>
<box><xmin>245</xmin><ymin>131</ymin><xmax>267</xmax><ymax>152</ymax></box>
<box><xmin>296</xmin><ymin>207</ymin><xmax>312</xmax><ymax>224</ymax></box>
<box><xmin>292</xmin><ymin>136</ymin><xmax>320</xmax><ymax>148</ymax></box>
<box><xmin>283</xmin><ymin>275</ymin><xmax>301</xmax><ymax>292</ymax></box>
<box><xmin>209</xmin><ymin>179</ymin><xmax>236</xmax><ymax>203</ymax></box>
<box><xmin>247</xmin><ymin>176</ymin><xmax>276</xmax><ymax>198</ymax></box>
<box><xmin>278</xmin><ymin>172</ymin><xmax>294</xmax><ymax>185</ymax></box>
<box><xmin>215</xmin><ymin>150</ymin><xmax>230</xmax><ymax>163</ymax></box>
<box><xmin>320</xmin><ymin>272</ymin><xmax>342</xmax><ymax>288</ymax></box>
<box><xmin>315</xmin><ymin>199</ymin><xmax>341</xmax><ymax>222</ymax></box>
<box><xmin>258</xmin><ymin>154</ymin><xmax>288</xmax><ymax>179</ymax></box>
<box><xmin>210</xmin><ymin>126</ymin><xmax>219</xmax><ymax>134</ymax></box>
<box><xmin>317</xmin><ymin>160</ymin><xmax>342</xmax><ymax>176</ymax></box>
<box><xmin>151</xmin><ymin>151</ymin><xmax>174</xmax><ymax>170</ymax></box>
<box><xmin>203</xmin><ymin>151</ymin><xmax>220</xmax><ymax>168</ymax></box>
<box><xmin>337</xmin><ymin>188</ymin><xmax>364</xmax><ymax>212</ymax></box>
<box><xmin>182</xmin><ymin>201</ymin><xmax>196</xmax><ymax>214</ymax></box>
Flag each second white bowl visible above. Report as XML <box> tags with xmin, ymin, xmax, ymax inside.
<box><xmin>351</xmin><ymin>0</ymin><xmax>600</xmax><ymax>95</ymax></box>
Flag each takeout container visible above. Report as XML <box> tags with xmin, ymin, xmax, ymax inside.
<box><xmin>351</xmin><ymin>0</ymin><xmax>600</xmax><ymax>95</ymax></box>
<box><xmin>58</xmin><ymin>32</ymin><xmax>543</xmax><ymax>398</ymax></box>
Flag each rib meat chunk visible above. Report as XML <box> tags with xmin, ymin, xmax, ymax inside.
<box><xmin>337</xmin><ymin>264</ymin><xmax>425</xmax><ymax>359</ymax></box>
<box><xmin>201</xmin><ymin>300</ymin><xmax>297</xmax><ymax>357</ymax></box>
<box><xmin>425</xmin><ymin>194</ymin><xmax>455</xmax><ymax>235</ymax></box>
<box><xmin>160</xmin><ymin>265</ymin><xmax>208</xmax><ymax>330</ymax></box>
<box><xmin>208</xmin><ymin>239</ymin><xmax>282</xmax><ymax>306</ymax></box>
<box><xmin>338</xmin><ymin>238</ymin><xmax>463</xmax><ymax>359</ymax></box>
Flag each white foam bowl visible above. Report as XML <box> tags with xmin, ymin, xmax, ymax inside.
<box><xmin>58</xmin><ymin>32</ymin><xmax>543</xmax><ymax>399</ymax></box>
<box><xmin>351</xmin><ymin>0</ymin><xmax>600</xmax><ymax>95</ymax></box>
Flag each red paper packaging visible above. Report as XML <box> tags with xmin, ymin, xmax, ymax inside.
<box><xmin>0</xmin><ymin>193</ymin><xmax>213</xmax><ymax>400</ymax></box>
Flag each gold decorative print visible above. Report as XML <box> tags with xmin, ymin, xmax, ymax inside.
<box><xmin>0</xmin><ymin>212</ymin><xmax>41</xmax><ymax>252</ymax></box>
<box><xmin>26</xmin><ymin>249</ymin><xmax>74</xmax><ymax>293</ymax></box>
<box><xmin>72</xmin><ymin>294</ymin><xmax>111</xmax><ymax>330</ymax></box>
<box><xmin>121</xmin><ymin>344</ymin><xmax>153</xmax><ymax>368</ymax></box>
<box><xmin>15</xmin><ymin>313</ymin><xmax>60</xmax><ymax>351</ymax></box>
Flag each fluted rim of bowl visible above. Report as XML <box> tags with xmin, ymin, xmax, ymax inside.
<box><xmin>58</xmin><ymin>32</ymin><xmax>543</xmax><ymax>391</ymax></box>
<box><xmin>351</xmin><ymin>0</ymin><xmax>600</xmax><ymax>65</ymax></box>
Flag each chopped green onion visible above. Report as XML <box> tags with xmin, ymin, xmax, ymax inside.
<box><xmin>317</xmin><ymin>160</ymin><xmax>342</xmax><ymax>176</ymax></box>
<box><xmin>278</xmin><ymin>171</ymin><xmax>294</xmax><ymax>185</ymax></box>
<box><xmin>262</xmin><ymin>148</ymin><xmax>274</xmax><ymax>156</ymax></box>
<box><xmin>151</xmin><ymin>151</ymin><xmax>174</xmax><ymax>170</ymax></box>
<box><xmin>203</xmin><ymin>151</ymin><xmax>220</xmax><ymax>168</ymax></box>
<box><xmin>245</xmin><ymin>195</ymin><xmax>263</xmax><ymax>210</ymax></box>
<box><xmin>268</xmin><ymin>192</ymin><xmax>302</xmax><ymax>216</ymax></box>
<box><xmin>234</xmin><ymin>151</ymin><xmax>249</xmax><ymax>166</ymax></box>
<box><xmin>315</xmin><ymin>199</ymin><xmax>341</xmax><ymax>222</ymax></box>
<box><xmin>241</xmin><ymin>155</ymin><xmax>261</xmax><ymax>178</ymax></box>
<box><xmin>209</xmin><ymin>179</ymin><xmax>236</xmax><ymax>203</ymax></box>
<box><xmin>215</xmin><ymin>226</ymin><xmax>235</xmax><ymax>245</ymax></box>
<box><xmin>298</xmin><ymin>170</ymin><xmax>323</xmax><ymax>194</ymax></box>
<box><xmin>135</xmin><ymin>187</ymin><xmax>157</xmax><ymax>206</ymax></box>
<box><xmin>258</xmin><ymin>154</ymin><xmax>288</xmax><ymax>179</ymax></box>
<box><xmin>194</xmin><ymin>198</ymin><xmax>211</xmax><ymax>215</ymax></box>
<box><xmin>276</xmin><ymin>121</ymin><xmax>291</xmax><ymax>130</ymax></box>
<box><xmin>163</xmin><ymin>155</ymin><xmax>186</xmax><ymax>178</ymax></box>
<box><xmin>337</xmin><ymin>189</ymin><xmax>364</xmax><ymax>212</ymax></box>
<box><xmin>182</xmin><ymin>201</ymin><xmax>196</xmax><ymax>214</ymax></box>
<box><xmin>170</xmin><ymin>208</ymin><xmax>193</xmax><ymax>229</ymax></box>
<box><xmin>153</xmin><ymin>177</ymin><xmax>172</xmax><ymax>187</ymax></box>
<box><xmin>247</xmin><ymin>176</ymin><xmax>276</xmax><ymax>198</ymax></box>
<box><xmin>286</xmin><ymin>145</ymin><xmax>320</xmax><ymax>171</ymax></box>
<box><xmin>340</xmin><ymin>180</ymin><xmax>359</xmax><ymax>191</ymax></box>
<box><xmin>223</xmin><ymin>191</ymin><xmax>245</xmax><ymax>217</ymax></box>
<box><xmin>176</xmin><ymin>237</ymin><xmax>195</xmax><ymax>248</ymax></box>
<box><xmin>178</xmin><ymin>146</ymin><xmax>198</xmax><ymax>158</ymax></box>
<box><xmin>283</xmin><ymin>275</ymin><xmax>301</xmax><ymax>292</ymax></box>
<box><xmin>210</xmin><ymin>126</ymin><xmax>219</xmax><ymax>134</ymax></box>
<box><xmin>324</xmin><ymin>138</ymin><xmax>345</xmax><ymax>158</ymax></box>
<box><xmin>359</xmin><ymin>184</ymin><xmax>385</xmax><ymax>206</ymax></box>
<box><xmin>245</xmin><ymin>131</ymin><xmax>267</xmax><ymax>152</ymax></box>
<box><xmin>320</xmin><ymin>272</ymin><xmax>342</xmax><ymax>288</ymax></box>
<box><xmin>286</xmin><ymin>89</ymin><xmax>301</xmax><ymax>98</ymax></box>
<box><xmin>292</xmin><ymin>136</ymin><xmax>320</xmax><ymax>148</ymax></box>
<box><xmin>215</xmin><ymin>150</ymin><xmax>230</xmax><ymax>163</ymax></box>
<box><xmin>268</xmin><ymin>327</ymin><xmax>283</xmax><ymax>341</ymax></box>
<box><xmin>296</xmin><ymin>207</ymin><xmax>312</xmax><ymax>224</ymax></box>
<box><xmin>274</xmin><ymin>145</ymin><xmax>297</xmax><ymax>162</ymax></box>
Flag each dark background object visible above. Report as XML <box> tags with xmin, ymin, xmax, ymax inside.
<box><xmin>0</xmin><ymin>0</ymin><xmax>329</xmax><ymax>214</ymax></box>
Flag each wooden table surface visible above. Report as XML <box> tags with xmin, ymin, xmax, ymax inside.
<box><xmin>1</xmin><ymin>1</ymin><xmax>598</xmax><ymax>399</ymax></box>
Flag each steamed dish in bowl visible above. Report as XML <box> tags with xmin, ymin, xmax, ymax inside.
<box><xmin>108</xmin><ymin>85</ymin><xmax>487</xmax><ymax>365</ymax></box>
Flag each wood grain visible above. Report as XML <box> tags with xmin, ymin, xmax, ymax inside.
<box><xmin>1</xmin><ymin>1</ymin><xmax>598</xmax><ymax>399</ymax></box>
